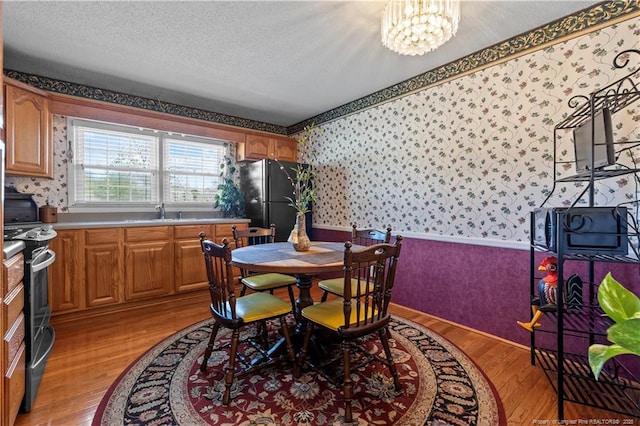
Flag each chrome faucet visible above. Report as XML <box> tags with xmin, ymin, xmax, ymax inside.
<box><xmin>156</xmin><ymin>203</ymin><xmax>165</xmax><ymax>219</ymax></box>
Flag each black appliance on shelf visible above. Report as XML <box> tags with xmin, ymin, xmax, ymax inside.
<box><xmin>240</xmin><ymin>159</ymin><xmax>312</xmax><ymax>242</ymax></box>
<box><xmin>532</xmin><ymin>206</ymin><xmax>629</xmax><ymax>255</ymax></box>
<box><xmin>3</xmin><ymin>187</ymin><xmax>58</xmax><ymax>413</ymax></box>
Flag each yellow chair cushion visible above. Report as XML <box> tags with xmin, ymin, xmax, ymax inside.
<box><xmin>318</xmin><ymin>277</ymin><xmax>374</xmax><ymax>297</ymax></box>
<box><xmin>301</xmin><ymin>299</ymin><xmax>379</xmax><ymax>331</ymax></box>
<box><xmin>233</xmin><ymin>292</ymin><xmax>292</xmax><ymax>323</ymax></box>
<box><xmin>242</xmin><ymin>273</ymin><xmax>297</xmax><ymax>291</ymax></box>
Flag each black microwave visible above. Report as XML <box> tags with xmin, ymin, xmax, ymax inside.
<box><xmin>532</xmin><ymin>207</ymin><xmax>628</xmax><ymax>255</ymax></box>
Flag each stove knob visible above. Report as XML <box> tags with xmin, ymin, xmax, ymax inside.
<box><xmin>41</xmin><ymin>225</ymin><xmax>53</xmax><ymax>234</ymax></box>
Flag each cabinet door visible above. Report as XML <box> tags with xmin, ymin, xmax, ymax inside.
<box><xmin>85</xmin><ymin>229</ymin><xmax>122</xmax><ymax>307</ymax></box>
<box><xmin>174</xmin><ymin>225</ymin><xmax>212</xmax><ymax>293</ymax></box>
<box><xmin>125</xmin><ymin>241</ymin><xmax>173</xmax><ymax>300</ymax></box>
<box><xmin>174</xmin><ymin>239</ymin><xmax>208</xmax><ymax>292</ymax></box>
<box><xmin>49</xmin><ymin>230</ymin><xmax>84</xmax><ymax>313</ymax></box>
<box><xmin>4</xmin><ymin>83</ymin><xmax>53</xmax><ymax>178</ymax></box>
<box><xmin>244</xmin><ymin>134</ymin><xmax>272</xmax><ymax>160</ymax></box>
<box><xmin>86</xmin><ymin>244</ymin><xmax>122</xmax><ymax>307</ymax></box>
<box><xmin>273</xmin><ymin>137</ymin><xmax>298</xmax><ymax>162</ymax></box>
<box><xmin>5</xmin><ymin>343</ymin><xmax>25</xmax><ymax>426</ymax></box>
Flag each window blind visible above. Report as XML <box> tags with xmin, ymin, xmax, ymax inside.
<box><xmin>68</xmin><ymin>118</ymin><xmax>227</xmax><ymax>208</ymax></box>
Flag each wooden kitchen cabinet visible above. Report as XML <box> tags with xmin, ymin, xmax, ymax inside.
<box><xmin>3</xmin><ymin>250</ymin><xmax>25</xmax><ymax>426</ymax></box>
<box><xmin>174</xmin><ymin>224</ymin><xmax>213</xmax><ymax>293</ymax></box>
<box><xmin>173</xmin><ymin>223</ymin><xmax>247</xmax><ymax>293</ymax></box>
<box><xmin>85</xmin><ymin>228</ymin><xmax>123</xmax><ymax>307</ymax></box>
<box><xmin>124</xmin><ymin>226</ymin><xmax>173</xmax><ymax>301</ymax></box>
<box><xmin>49</xmin><ymin>230</ymin><xmax>84</xmax><ymax>313</ymax></box>
<box><xmin>49</xmin><ymin>222</ymin><xmax>250</xmax><ymax>317</ymax></box>
<box><xmin>237</xmin><ymin>134</ymin><xmax>297</xmax><ymax>162</ymax></box>
<box><xmin>4</xmin><ymin>78</ymin><xmax>53</xmax><ymax>178</ymax></box>
<box><xmin>215</xmin><ymin>223</ymin><xmax>247</xmax><ymax>281</ymax></box>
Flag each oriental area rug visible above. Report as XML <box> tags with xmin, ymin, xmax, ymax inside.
<box><xmin>93</xmin><ymin>316</ymin><xmax>505</xmax><ymax>425</ymax></box>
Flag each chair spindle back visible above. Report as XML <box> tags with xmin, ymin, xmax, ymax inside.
<box><xmin>199</xmin><ymin>233</ymin><xmax>238</xmax><ymax>322</ymax></box>
<box><xmin>351</xmin><ymin>224</ymin><xmax>392</xmax><ymax>246</ymax></box>
<box><xmin>232</xmin><ymin>225</ymin><xmax>277</xmax><ymax>278</ymax></box>
<box><xmin>341</xmin><ymin>236</ymin><xmax>402</xmax><ymax>332</ymax></box>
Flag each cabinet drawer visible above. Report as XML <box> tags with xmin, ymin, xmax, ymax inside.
<box><xmin>216</xmin><ymin>223</ymin><xmax>247</xmax><ymax>238</ymax></box>
<box><xmin>125</xmin><ymin>226</ymin><xmax>171</xmax><ymax>242</ymax></box>
<box><xmin>5</xmin><ymin>342</ymin><xmax>26</xmax><ymax>426</ymax></box>
<box><xmin>3</xmin><ymin>252</ymin><xmax>24</xmax><ymax>294</ymax></box>
<box><xmin>4</xmin><ymin>284</ymin><xmax>24</xmax><ymax>331</ymax></box>
<box><xmin>174</xmin><ymin>224</ymin><xmax>214</xmax><ymax>240</ymax></box>
<box><xmin>4</xmin><ymin>313</ymin><xmax>25</xmax><ymax>367</ymax></box>
<box><xmin>85</xmin><ymin>228</ymin><xmax>120</xmax><ymax>245</ymax></box>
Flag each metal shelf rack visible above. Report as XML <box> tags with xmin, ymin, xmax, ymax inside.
<box><xmin>528</xmin><ymin>49</ymin><xmax>640</xmax><ymax>420</ymax></box>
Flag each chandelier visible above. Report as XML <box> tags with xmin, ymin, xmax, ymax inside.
<box><xmin>381</xmin><ymin>0</ymin><xmax>460</xmax><ymax>56</ymax></box>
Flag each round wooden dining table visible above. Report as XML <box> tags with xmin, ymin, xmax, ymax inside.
<box><xmin>231</xmin><ymin>241</ymin><xmax>352</xmax><ymax>324</ymax></box>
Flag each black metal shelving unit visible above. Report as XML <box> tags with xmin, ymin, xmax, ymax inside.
<box><xmin>529</xmin><ymin>49</ymin><xmax>640</xmax><ymax>420</ymax></box>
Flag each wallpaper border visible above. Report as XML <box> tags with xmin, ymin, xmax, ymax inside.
<box><xmin>4</xmin><ymin>1</ymin><xmax>638</xmax><ymax>136</ymax></box>
<box><xmin>288</xmin><ymin>0</ymin><xmax>640</xmax><ymax>133</ymax></box>
<box><xmin>2</xmin><ymin>69</ymin><xmax>288</xmax><ymax>135</ymax></box>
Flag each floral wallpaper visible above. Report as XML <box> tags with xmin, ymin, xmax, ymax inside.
<box><xmin>6</xmin><ymin>17</ymin><xmax>640</xmax><ymax>246</ymax></box>
<box><xmin>6</xmin><ymin>115</ymin><xmax>70</xmax><ymax>208</ymax></box>
<box><xmin>307</xmin><ymin>17</ymin><xmax>640</xmax><ymax>243</ymax></box>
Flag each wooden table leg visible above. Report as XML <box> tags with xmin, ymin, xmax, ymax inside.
<box><xmin>294</xmin><ymin>273</ymin><xmax>314</xmax><ymax>334</ymax></box>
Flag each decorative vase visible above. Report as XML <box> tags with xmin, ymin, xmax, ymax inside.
<box><xmin>288</xmin><ymin>214</ymin><xmax>311</xmax><ymax>252</ymax></box>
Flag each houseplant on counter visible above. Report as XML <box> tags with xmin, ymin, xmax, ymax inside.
<box><xmin>214</xmin><ymin>156</ymin><xmax>245</xmax><ymax>218</ymax></box>
<box><xmin>588</xmin><ymin>272</ymin><xmax>640</xmax><ymax>380</ymax></box>
<box><xmin>278</xmin><ymin>124</ymin><xmax>318</xmax><ymax>252</ymax></box>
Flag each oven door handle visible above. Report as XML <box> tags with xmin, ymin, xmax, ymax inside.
<box><xmin>32</xmin><ymin>249</ymin><xmax>56</xmax><ymax>272</ymax></box>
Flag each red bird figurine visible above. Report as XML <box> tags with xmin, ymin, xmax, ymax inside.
<box><xmin>537</xmin><ymin>256</ymin><xmax>558</xmax><ymax>306</ymax></box>
<box><xmin>517</xmin><ymin>256</ymin><xmax>558</xmax><ymax>332</ymax></box>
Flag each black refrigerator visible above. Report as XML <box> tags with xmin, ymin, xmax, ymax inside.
<box><xmin>240</xmin><ymin>159</ymin><xmax>312</xmax><ymax>242</ymax></box>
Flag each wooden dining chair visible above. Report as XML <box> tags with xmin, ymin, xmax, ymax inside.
<box><xmin>294</xmin><ymin>236</ymin><xmax>403</xmax><ymax>423</ymax></box>
<box><xmin>232</xmin><ymin>224</ymin><xmax>297</xmax><ymax>312</ymax></box>
<box><xmin>318</xmin><ymin>224</ymin><xmax>392</xmax><ymax>302</ymax></box>
<box><xmin>198</xmin><ymin>233</ymin><xmax>296</xmax><ymax>405</ymax></box>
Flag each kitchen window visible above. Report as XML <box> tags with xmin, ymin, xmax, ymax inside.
<box><xmin>68</xmin><ymin>118</ymin><xmax>226</xmax><ymax>209</ymax></box>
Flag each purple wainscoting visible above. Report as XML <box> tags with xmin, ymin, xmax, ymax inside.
<box><xmin>312</xmin><ymin>228</ymin><xmax>640</xmax><ymax>350</ymax></box>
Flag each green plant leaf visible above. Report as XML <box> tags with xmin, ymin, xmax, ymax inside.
<box><xmin>598</xmin><ymin>272</ymin><xmax>640</xmax><ymax>324</ymax></box>
<box><xmin>588</xmin><ymin>343</ymin><xmax>634</xmax><ymax>380</ymax></box>
<box><xmin>607</xmin><ymin>318</ymin><xmax>640</xmax><ymax>355</ymax></box>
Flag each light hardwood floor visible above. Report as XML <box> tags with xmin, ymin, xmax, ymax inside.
<box><xmin>15</xmin><ymin>288</ymin><xmax>637</xmax><ymax>425</ymax></box>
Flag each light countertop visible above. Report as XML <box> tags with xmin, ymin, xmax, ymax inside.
<box><xmin>52</xmin><ymin>217</ymin><xmax>251</xmax><ymax>230</ymax></box>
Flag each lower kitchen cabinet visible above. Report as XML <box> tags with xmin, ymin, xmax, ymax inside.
<box><xmin>5</xmin><ymin>342</ymin><xmax>25</xmax><ymax>426</ymax></box>
<box><xmin>124</xmin><ymin>227</ymin><xmax>173</xmax><ymax>301</ymax></box>
<box><xmin>49</xmin><ymin>222</ymin><xmax>248</xmax><ymax>317</ymax></box>
<box><xmin>124</xmin><ymin>242</ymin><xmax>173</xmax><ymax>300</ymax></box>
<box><xmin>49</xmin><ymin>230</ymin><xmax>84</xmax><ymax>313</ymax></box>
<box><xmin>174</xmin><ymin>225</ymin><xmax>213</xmax><ymax>293</ymax></box>
<box><xmin>174</xmin><ymin>223</ymin><xmax>247</xmax><ymax>293</ymax></box>
<box><xmin>85</xmin><ymin>228</ymin><xmax>122</xmax><ymax>307</ymax></box>
<box><xmin>3</xmin><ymin>250</ymin><xmax>25</xmax><ymax>426</ymax></box>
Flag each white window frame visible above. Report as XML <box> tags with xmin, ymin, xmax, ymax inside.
<box><xmin>68</xmin><ymin>118</ymin><xmax>227</xmax><ymax>212</ymax></box>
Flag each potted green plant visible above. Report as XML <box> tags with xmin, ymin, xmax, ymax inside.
<box><xmin>277</xmin><ymin>124</ymin><xmax>318</xmax><ymax>251</ymax></box>
<box><xmin>213</xmin><ymin>156</ymin><xmax>245</xmax><ymax>218</ymax></box>
<box><xmin>588</xmin><ymin>272</ymin><xmax>640</xmax><ymax>379</ymax></box>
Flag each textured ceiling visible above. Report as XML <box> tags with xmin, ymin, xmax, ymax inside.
<box><xmin>3</xmin><ymin>1</ymin><xmax>599</xmax><ymax>127</ymax></box>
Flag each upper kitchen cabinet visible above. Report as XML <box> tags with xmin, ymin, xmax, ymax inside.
<box><xmin>4</xmin><ymin>78</ymin><xmax>53</xmax><ymax>178</ymax></box>
<box><xmin>237</xmin><ymin>134</ymin><xmax>297</xmax><ymax>162</ymax></box>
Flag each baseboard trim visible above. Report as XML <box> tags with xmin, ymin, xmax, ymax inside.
<box><xmin>390</xmin><ymin>302</ymin><xmax>530</xmax><ymax>352</ymax></box>
<box><xmin>51</xmin><ymin>288</ymin><xmax>211</xmax><ymax>325</ymax></box>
